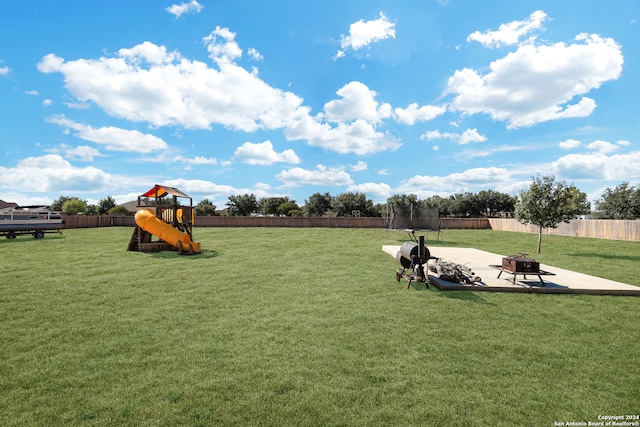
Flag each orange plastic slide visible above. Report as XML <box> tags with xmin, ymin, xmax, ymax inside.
<box><xmin>135</xmin><ymin>209</ymin><xmax>201</xmax><ymax>254</ymax></box>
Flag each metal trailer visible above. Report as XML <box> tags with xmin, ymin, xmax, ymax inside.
<box><xmin>1</xmin><ymin>227</ymin><xmax>63</xmax><ymax>239</ymax></box>
<box><xmin>0</xmin><ymin>207</ymin><xmax>65</xmax><ymax>239</ymax></box>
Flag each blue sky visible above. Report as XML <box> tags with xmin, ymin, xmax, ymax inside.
<box><xmin>1</xmin><ymin>0</ymin><xmax>638</xmax><ymax>209</ymax></box>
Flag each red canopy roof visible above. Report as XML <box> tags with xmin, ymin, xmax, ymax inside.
<box><xmin>140</xmin><ymin>185</ymin><xmax>191</xmax><ymax>199</ymax></box>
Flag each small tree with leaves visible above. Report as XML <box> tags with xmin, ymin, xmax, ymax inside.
<box><xmin>97</xmin><ymin>196</ymin><xmax>117</xmax><ymax>215</ymax></box>
<box><xmin>387</xmin><ymin>194</ymin><xmax>419</xmax><ymax>212</ymax></box>
<box><xmin>226</xmin><ymin>194</ymin><xmax>257</xmax><ymax>216</ymax></box>
<box><xmin>259</xmin><ymin>197</ymin><xmax>295</xmax><ymax>216</ymax></box>
<box><xmin>421</xmin><ymin>195</ymin><xmax>451</xmax><ymax>217</ymax></box>
<box><xmin>475</xmin><ymin>190</ymin><xmax>516</xmax><ymax>217</ymax></box>
<box><xmin>195</xmin><ymin>199</ymin><xmax>218</xmax><ymax>216</ymax></box>
<box><xmin>594</xmin><ymin>182</ymin><xmax>640</xmax><ymax>219</ymax></box>
<box><xmin>50</xmin><ymin>196</ymin><xmax>73</xmax><ymax>212</ymax></box>
<box><xmin>304</xmin><ymin>192</ymin><xmax>333</xmax><ymax>216</ymax></box>
<box><xmin>515</xmin><ymin>175</ymin><xmax>590</xmax><ymax>253</ymax></box>
<box><xmin>61</xmin><ymin>197</ymin><xmax>89</xmax><ymax>215</ymax></box>
<box><xmin>277</xmin><ymin>200</ymin><xmax>300</xmax><ymax>216</ymax></box>
<box><xmin>332</xmin><ymin>192</ymin><xmax>377</xmax><ymax>217</ymax></box>
<box><xmin>108</xmin><ymin>205</ymin><xmax>132</xmax><ymax>215</ymax></box>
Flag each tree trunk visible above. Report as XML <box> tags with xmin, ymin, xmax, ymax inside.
<box><xmin>537</xmin><ymin>225</ymin><xmax>543</xmax><ymax>253</ymax></box>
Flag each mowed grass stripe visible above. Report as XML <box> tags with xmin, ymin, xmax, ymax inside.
<box><xmin>1</xmin><ymin>227</ymin><xmax>638</xmax><ymax>426</ymax></box>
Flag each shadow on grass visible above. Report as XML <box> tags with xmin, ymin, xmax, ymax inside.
<box><xmin>435</xmin><ymin>289</ymin><xmax>496</xmax><ymax>305</ymax></box>
<box><xmin>0</xmin><ymin>232</ymin><xmax>65</xmax><ymax>245</ymax></box>
<box><xmin>144</xmin><ymin>249</ymin><xmax>221</xmax><ymax>260</ymax></box>
<box><xmin>407</xmin><ymin>281</ymin><xmax>430</xmax><ymax>291</ymax></box>
<box><xmin>567</xmin><ymin>252</ymin><xmax>640</xmax><ymax>262</ymax></box>
<box><xmin>406</xmin><ymin>281</ymin><xmax>495</xmax><ymax>306</ymax></box>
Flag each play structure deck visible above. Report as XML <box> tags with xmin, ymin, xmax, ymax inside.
<box><xmin>127</xmin><ymin>185</ymin><xmax>201</xmax><ymax>255</ymax></box>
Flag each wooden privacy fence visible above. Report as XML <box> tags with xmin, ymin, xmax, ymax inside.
<box><xmin>63</xmin><ymin>215</ymin><xmax>386</xmax><ymax>229</ymax></box>
<box><xmin>489</xmin><ymin>218</ymin><xmax>640</xmax><ymax>241</ymax></box>
<box><xmin>197</xmin><ymin>216</ymin><xmax>490</xmax><ymax>229</ymax></box>
<box><xmin>63</xmin><ymin>215</ymin><xmax>489</xmax><ymax>229</ymax></box>
<box><xmin>438</xmin><ymin>218</ymin><xmax>491</xmax><ymax>230</ymax></box>
<box><xmin>62</xmin><ymin>215</ymin><xmax>639</xmax><ymax>240</ymax></box>
<box><xmin>196</xmin><ymin>216</ymin><xmax>386</xmax><ymax>228</ymax></box>
<box><xmin>63</xmin><ymin>215</ymin><xmax>134</xmax><ymax>228</ymax></box>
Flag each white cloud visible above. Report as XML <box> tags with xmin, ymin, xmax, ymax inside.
<box><xmin>421</xmin><ymin>130</ymin><xmax>449</xmax><ymax>140</ymax></box>
<box><xmin>247</xmin><ymin>48</ymin><xmax>263</xmax><ymax>61</ymax></box>
<box><xmin>118</xmin><ymin>41</ymin><xmax>180</xmax><ymax>65</ymax></box>
<box><xmin>176</xmin><ymin>155</ymin><xmax>218</xmax><ymax>166</ymax></box>
<box><xmin>456</xmin><ymin>143</ymin><xmax>537</xmax><ymax>161</ymax></box>
<box><xmin>285</xmin><ymin>116</ymin><xmax>400</xmax><ymax>155</ymax></box>
<box><xmin>552</xmin><ymin>151</ymin><xmax>640</xmax><ymax>180</ymax></box>
<box><xmin>336</xmin><ymin>12</ymin><xmax>396</xmax><ymax>58</ymax></box>
<box><xmin>323</xmin><ymin>81</ymin><xmax>392</xmax><ymax>124</ymax></box>
<box><xmin>587</xmin><ymin>140</ymin><xmax>619</xmax><ymax>154</ymax></box>
<box><xmin>163</xmin><ymin>178</ymin><xmax>244</xmax><ymax>196</ymax></box>
<box><xmin>37</xmin><ymin>34</ymin><xmax>404</xmax><ymax>157</ymax></box>
<box><xmin>280</xmin><ymin>81</ymin><xmax>401</xmax><ymax>155</ymax></box>
<box><xmin>350</xmin><ymin>161</ymin><xmax>367</xmax><ymax>172</ymax></box>
<box><xmin>0</xmin><ymin>65</ymin><xmax>9</xmax><ymax>76</ymax></box>
<box><xmin>332</xmin><ymin>50</ymin><xmax>345</xmax><ymax>61</ymax></box>
<box><xmin>559</xmin><ymin>139</ymin><xmax>581</xmax><ymax>150</ymax></box>
<box><xmin>45</xmin><ymin>144</ymin><xmax>105</xmax><ymax>162</ymax></box>
<box><xmin>447</xmin><ymin>33</ymin><xmax>623</xmax><ymax>128</ymax></box>
<box><xmin>420</xmin><ymin>128</ymin><xmax>486</xmax><ymax>145</ymax></box>
<box><xmin>394</xmin><ymin>103</ymin><xmax>446</xmax><ymax>125</ymax></box>
<box><xmin>467</xmin><ymin>10</ymin><xmax>548</xmax><ymax>48</ymax></box>
<box><xmin>204</xmin><ymin>26</ymin><xmax>243</xmax><ymax>64</ymax></box>
<box><xmin>233</xmin><ymin>140</ymin><xmax>300</xmax><ymax>165</ymax></box>
<box><xmin>398</xmin><ymin>167</ymin><xmax>512</xmax><ymax>194</ymax></box>
<box><xmin>459</xmin><ymin>129</ymin><xmax>488</xmax><ymax>145</ymax></box>
<box><xmin>37</xmin><ymin>37</ymin><xmax>309</xmax><ymax>134</ymax></box>
<box><xmin>347</xmin><ymin>182</ymin><xmax>391</xmax><ymax>201</ymax></box>
<box><xmin>42</xmin><ymin>99</ymin><xmax>53</xmax><ymax>106</ymax></box>
<box><xmin>166</xmin><ymin>0</ymin><xmax>203</xmax><ymax>18</ymax></box>
<box><xmin>0</xmin><ymin>154</ymin><xmax>115</xmax><ymax>193</ymax></box>
<box><xmin>158</xmin><ymin>178</ymin><xmax>289</xmax><ymax>205</ymax></box>
<box><xmin>26</xmin><ymin>90</ymin><xmax>39</xmax><ymax>95</ymax></box>
<box><xmin>53</xmin><ymin>144</ymin><xmax>105</xmax><ymax>162</ymax></box>
<box><xmin>276</xmin><ymin>165</ymin><xmax>353</xmax><ymax>187</ymax></box>
<box><xmin>64</xmin><ymin>100</ymin><xmax>91</xmax><ymax>109</ymax></box>
<box><xmin>46</xmin><ymin>115</ymin><xmax>168</xmax><ymax>153</ymax></box>
<box><xmin>37</xmin><ymin>53</ymin><xmax>64</xmax><ymax>72</ymax></box>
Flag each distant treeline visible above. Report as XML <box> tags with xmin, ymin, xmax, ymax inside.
<box><xmin>47</xmin><ymin>180</ymin><xmax>640</xmax><ymax>220</ymax></box>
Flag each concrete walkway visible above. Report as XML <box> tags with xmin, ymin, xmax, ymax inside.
<box><xmin>383</xmin><ymin>245</ymin><xmax>640</xmax><ymax>296</ymax></box>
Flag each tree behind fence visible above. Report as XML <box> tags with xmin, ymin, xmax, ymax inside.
<box><xmin>62</xmin><ymin>215</ymin><xmax>638</xmax><ymax>241</ymax></box>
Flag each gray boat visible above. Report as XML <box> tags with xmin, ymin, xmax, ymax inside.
<box><xmin>0</xmin><ymin>206</ymin><xmax>65</xmax><ymax>239</ymax></box>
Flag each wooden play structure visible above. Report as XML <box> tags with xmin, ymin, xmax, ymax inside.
<box><xmin>127</xmin><ymin>184</ymin><xmax>201</xmax><ymax>255</ymax></box>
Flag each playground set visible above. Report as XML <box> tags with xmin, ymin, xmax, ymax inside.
<box><xmin>127</xmin><ymin>184</ymin><xmax>201</xmax><ymax>255</ymax></box>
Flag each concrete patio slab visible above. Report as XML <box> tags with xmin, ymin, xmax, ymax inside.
<box><xmin>382</xmin><ymin>245</ymin><xmax>640</xmax><ymax>296</ymax></box>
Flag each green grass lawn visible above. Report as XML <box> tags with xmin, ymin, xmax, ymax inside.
<box><xmin>1</xmin><ymin>227</ymin><xmax>638</xmax><ymax>426</ymax></box>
